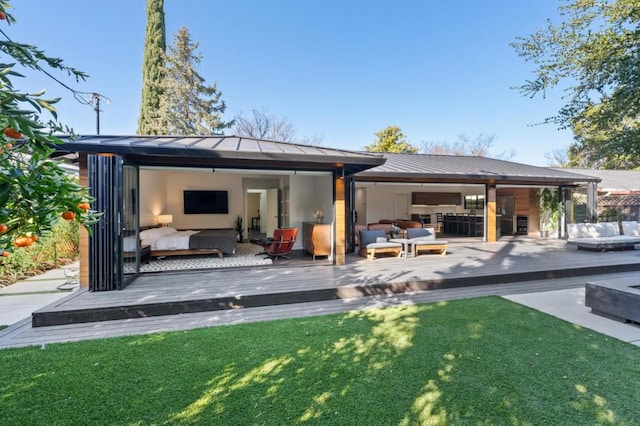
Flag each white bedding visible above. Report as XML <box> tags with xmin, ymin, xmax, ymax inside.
<box><xmin>153</xmin><ymin>230</ymin><xmax>199</xmax><ymax>250</ymax></box>
<box><xmin>139</xmin><ymin>227</ymin><xmax>200</xmax><ymax>251</ymax></box>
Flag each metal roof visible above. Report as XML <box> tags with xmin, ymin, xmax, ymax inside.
<box><xmin>357</xmin><ymin>153</ymin><xmax>601</xmax><ymax>185</ymax></box>
<box><xmin>53</xmin><ymin>135</ymin><xmax>385</xmax><ymax>175</ymax></box>
<box><xmin>556</xmin><ymin>168</ymin><xmax>640</xmax><ymax>193</ymax></box>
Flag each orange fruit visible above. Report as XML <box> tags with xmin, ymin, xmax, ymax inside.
<box><xmin>14</xmin><ymin>236</ymin><xmax>33</xmax><ymax>247</ymax></box>
<box><xmin>0</xmin><ymin>12</ymin><xmax>6</xmax><ymax>20</ymax></box>
<box><xmin>62</xmin><ymin>210</ymin><xmax>76</xmax><ymax>220</ymax></box>
<box><xmin>77</xmin><ymin>202</ymin><xmax>91</xmax><ymax>211</ymax></box>
<box><xmin>3</xmin><ymin>128</ymin><xmax>23</xmax><ymax>139</ymax></box>
<box><xmin>2</xmin><ymin>251</ymin><xmax>9</xmax><ymax>258</ymax></box>
<box><xmin>31</xmin><ymin>235</ymin><xmax>39</xmax><ymax>242</ymax></box>
<box><xmin>0</xmin><ymin>223</ymin><xmax>7</xmax><ymax>234</ymax></box>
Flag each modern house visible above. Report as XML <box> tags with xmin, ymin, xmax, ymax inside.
<box><xmin>53</xmin><ymin>135</ymin><xmax>600</xmax><ymax>292</ymax></box>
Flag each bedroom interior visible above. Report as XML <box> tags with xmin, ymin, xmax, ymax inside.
<box><xmin>132</xmin><ymin>167</ymin><xmax>334</xmax><ymax>271</ymax></box>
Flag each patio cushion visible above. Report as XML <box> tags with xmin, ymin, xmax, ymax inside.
<box><xmin>621</xmin><ymin>221</ymin><xmax>640</xmax><ymax>236</ymax></box>
<box><xmin>567</xmin><ymin>222</ymin><xmax>619</xmax><ymax>238</ymax></box>
<box><xmin>359</xmin><ymin>229</ymin><xmax>387</xmax><ymax>246</ymax></box>
<box><xmin>366</xmin><ymin>242</ymin><xmax>402</xmax><ymax>249</ymax></box>
<box><xmin>407</xmin><ymin>227</ymin><xmax>434</xmax><ymax>240</ymax></box>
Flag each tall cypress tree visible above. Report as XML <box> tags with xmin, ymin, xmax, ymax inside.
<box><xmin>137</xmin><ymin>0</ymin><xmax>166</xmax><ymax>135</ymax></box>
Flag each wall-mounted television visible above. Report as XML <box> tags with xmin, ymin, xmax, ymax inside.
<box><xmin>183</xmin><ymin>190</ymin><xmax>229</xmax><ymax>214</ymax></box>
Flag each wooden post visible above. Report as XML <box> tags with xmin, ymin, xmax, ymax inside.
<box><xmin>79</xmin><ymin>153</ymin><xmax>89</xmax><ymax>288</ymax></box>
<box><xmin>486</xmin><ymin>184</ymin><xmax>497</xmax><ymax>242</ymax></box>
<box><xmin>334</xmin><ymin>172</ymin><xmax>346</xmax><ymax>265</ymax></box>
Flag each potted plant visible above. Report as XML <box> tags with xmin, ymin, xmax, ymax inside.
<box><xmin>235</xmin><ymin>214</ymin><xmax>244</xmax><ymax>243</ymax></box>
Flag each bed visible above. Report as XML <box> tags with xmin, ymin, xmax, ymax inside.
<box><xmin>138</xmin><ymin>227</ymin><xmax>238</xmax><ymax>258</ymax></box>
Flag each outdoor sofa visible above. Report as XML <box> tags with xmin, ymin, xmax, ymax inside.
<box><xmin>566</xmin><ymin>221</ymin><xmax>640</xmax><ymax>251</ymax></box>
<box><xmin>355</xmin><ymin>219</ymin><xmax>424</xmax><ymax>245</ymax></box>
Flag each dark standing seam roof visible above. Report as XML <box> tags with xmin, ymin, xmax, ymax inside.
<box><xmin>53</xmin><ymin>135</ymin><xmax>386</xmax><ymax>175</ymax></box>
<box><xmin>357</xmin><ymin>153</ymin><xmax>601</xmax><ymax>185</ymax></box>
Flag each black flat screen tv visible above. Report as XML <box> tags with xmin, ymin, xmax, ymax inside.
<box><xmin>183</xmin><ymin>190</ymin><xmax>229</xmax><ymax>214</ymax></box>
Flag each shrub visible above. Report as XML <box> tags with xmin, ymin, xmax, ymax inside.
<box><xmin>0</xmin><ymin>219</ymin><xmax>79</xmax><ymax>286</ymax></box>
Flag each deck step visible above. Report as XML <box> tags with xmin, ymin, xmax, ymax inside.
<box><xmin>31</xmin><ymin>262</ymin><xmax>640</xmax><ymax>327</ymax></box>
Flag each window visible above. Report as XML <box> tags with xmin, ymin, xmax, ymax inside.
<box><xmin>464</xmin><ymin>195</ymin><xmax>485</xmax><ymax>210</ymax></box>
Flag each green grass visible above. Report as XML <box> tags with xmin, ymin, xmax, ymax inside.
<box><xmin>0</xmin><ymin>296</ymin><xmax>638</xmax><ymax>425</ymax></box>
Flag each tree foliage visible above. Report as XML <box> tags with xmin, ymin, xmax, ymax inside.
<box><xmin>512</xmin><ymin>0</ymin><xmax>640</xmax><ymax>169</ymax></box>
<box><xmin>152</xmin><ymin>26</ymin><xmax>233</xmax><ymax>135</ymax></box>
<box><xmin>364</xmin><ymin>125</ymin><xmax>418</xmax><ymax>153</ymax></box>
<box><xmin>0</xmin><ymin>2</ymin><xmax>100</xmax><ymax>258</ymax></box>
<box><xmin>234</xmin><ymin>107</ymin><xmax>324</xmax><ymax>145</ymax></box>
<box><xmin>137</xmin><ymin>0</ymin><xmax>166</xmax><ymax>135</ymax></box>
<box><xmin>422</xmin><ymin>133</ymin><xmax>515</xmax><ymax>159</ymax></box>
<box><xmin>566</xmin><ymin>103</ymin><xmax>640</xmax><ymax>168</ymax></box>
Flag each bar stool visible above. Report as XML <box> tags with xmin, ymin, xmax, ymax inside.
<box><xmin>436</xmin><ymin>212</ymin><xmax>443</xmax><ymax>233</ymax></box>
<box><xmin>462</xmin><ymin>214</ymin><xmax>470</xmax><ymax>236</ymax></box>
<box><xmin>472</xmin><ymin>216</ymin><xmax>484</xmax><ymax>237</ymax></box>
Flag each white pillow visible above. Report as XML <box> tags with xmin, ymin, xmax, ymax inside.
<box><xmin>622</xmin><ymin>221</ymin><xmax>640</xmax><ymax>236</ymax></box>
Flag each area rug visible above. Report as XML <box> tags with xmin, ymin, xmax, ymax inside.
<box><xmin>140</xmin><ymin>243</ymin><xmax>272</xmax><ymax>273</ymax></box>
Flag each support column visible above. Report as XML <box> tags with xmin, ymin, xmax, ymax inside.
<box><xmin>586</xmin><ymin>181</ymin><xmax>598</xmax><ymax>223</ymax></box>
<box><xmin>486</xmin><ymin>184</ymin><xmax>497</xmax><ymax>242</ymax></box>
<box><xmin>334</xmin><ymin>172</ymin><xmax>346</xmax><ymax>265</ymax></box>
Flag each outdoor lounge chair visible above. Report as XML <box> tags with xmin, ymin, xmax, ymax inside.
<box><xmin>250</xmin><ymin>227</ymin><xmax>298</xmax><ymax>261</ymax></box>
<box><xmin>358</xmin><ymin>229</ymin><xmax>402</xmax><ymax>259</ymax></box>
<box><xmin>407</xmin><ymin>227</ymin><xmax>448</xmax><ymax>256</ymax></box>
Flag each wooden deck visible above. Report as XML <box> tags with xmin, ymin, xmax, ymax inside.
<box><xmin>30</xmin><ymin>237</ymin><xmax>640</xmax><ymax>327</ymax></box>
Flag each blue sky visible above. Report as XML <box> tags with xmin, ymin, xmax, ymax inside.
<box><xmin>6</xmin><ymin>1</ymin><xmax>570</xmax><ymax>166</ymax></box>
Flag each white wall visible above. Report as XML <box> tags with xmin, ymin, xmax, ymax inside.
<box><xmin>165</xmin><ymin>170</ymin><xmax>244</xmax><ymax>230</ymax></box>
<box><xmin>289</xmin><ymin>174</ymin><xmax>333</xmax><ymax>249</ymax></box>
<box><xmin>139</xmin><ymin>170</ymin><xmax>168</xmax><ymax>226</ymax></box>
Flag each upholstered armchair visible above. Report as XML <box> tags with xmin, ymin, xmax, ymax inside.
<box><xmin>250</xmin><ymin>228</ymin><xmax>298</xmax><ymax>261</ymax></box>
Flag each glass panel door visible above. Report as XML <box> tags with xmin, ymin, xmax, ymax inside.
<box><xmin>121</xmin><ymin>164</ymin><xmax>139</xmax><ymax>286</ymax></box>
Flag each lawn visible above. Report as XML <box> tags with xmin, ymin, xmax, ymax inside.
<box><xmin>0</xmin><ymin>296</ymin><xmax>638</xmax><ymax>425</ymax></box>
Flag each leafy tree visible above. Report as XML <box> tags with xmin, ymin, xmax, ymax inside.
<box><xmin>512</xmin><ymin>0</ymin><xmax>640</xmax><ymax>169</ymax></box>
<box><xmin>421</xmin><ymin>132</ymin><xmax>515</xmax><ymax>159</ymax></box>
<box><xmin>566</xmin><ymin>103</ymin><xmax>640</xmax><ymax>169</ymax></box>
<box><xmin>0</xmin><ymin>2</ymin><xmax>100</xmax><ymax>258</ymax></box>
<box><xmin>364</xmin><ymin>125</ymin><xmax>418</xmax><ymax>153</ymax></box>
<box><xmin>152</xmin><ymin>26</ymin><xmax>233</xmax><ymax>135</ymax></box>
<box><xmin>137</xmin><ymin>0</ymin><xmax>166</xmax><ymax>135</ymax></box>
<box><xmin>234</xmin><ymin>107</ymin><xmax>324</xmax><ymax>145</ymax></box>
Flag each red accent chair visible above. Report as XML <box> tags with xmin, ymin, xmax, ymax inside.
<box><xmin>250</xmin><ymin>227</ymin><xmax>298</xmax><ymax>261</ymax></box>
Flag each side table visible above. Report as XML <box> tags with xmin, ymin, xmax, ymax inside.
<box><xmin>389</xmin><ymin>238</ymin><xmax>410</xmax><ymax>258</ymax></box>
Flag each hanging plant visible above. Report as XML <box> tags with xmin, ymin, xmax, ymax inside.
<box><xmin>538</xmin><ymin>188</ymin><xmax>560</xmax><ymax>234</ymax></box>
